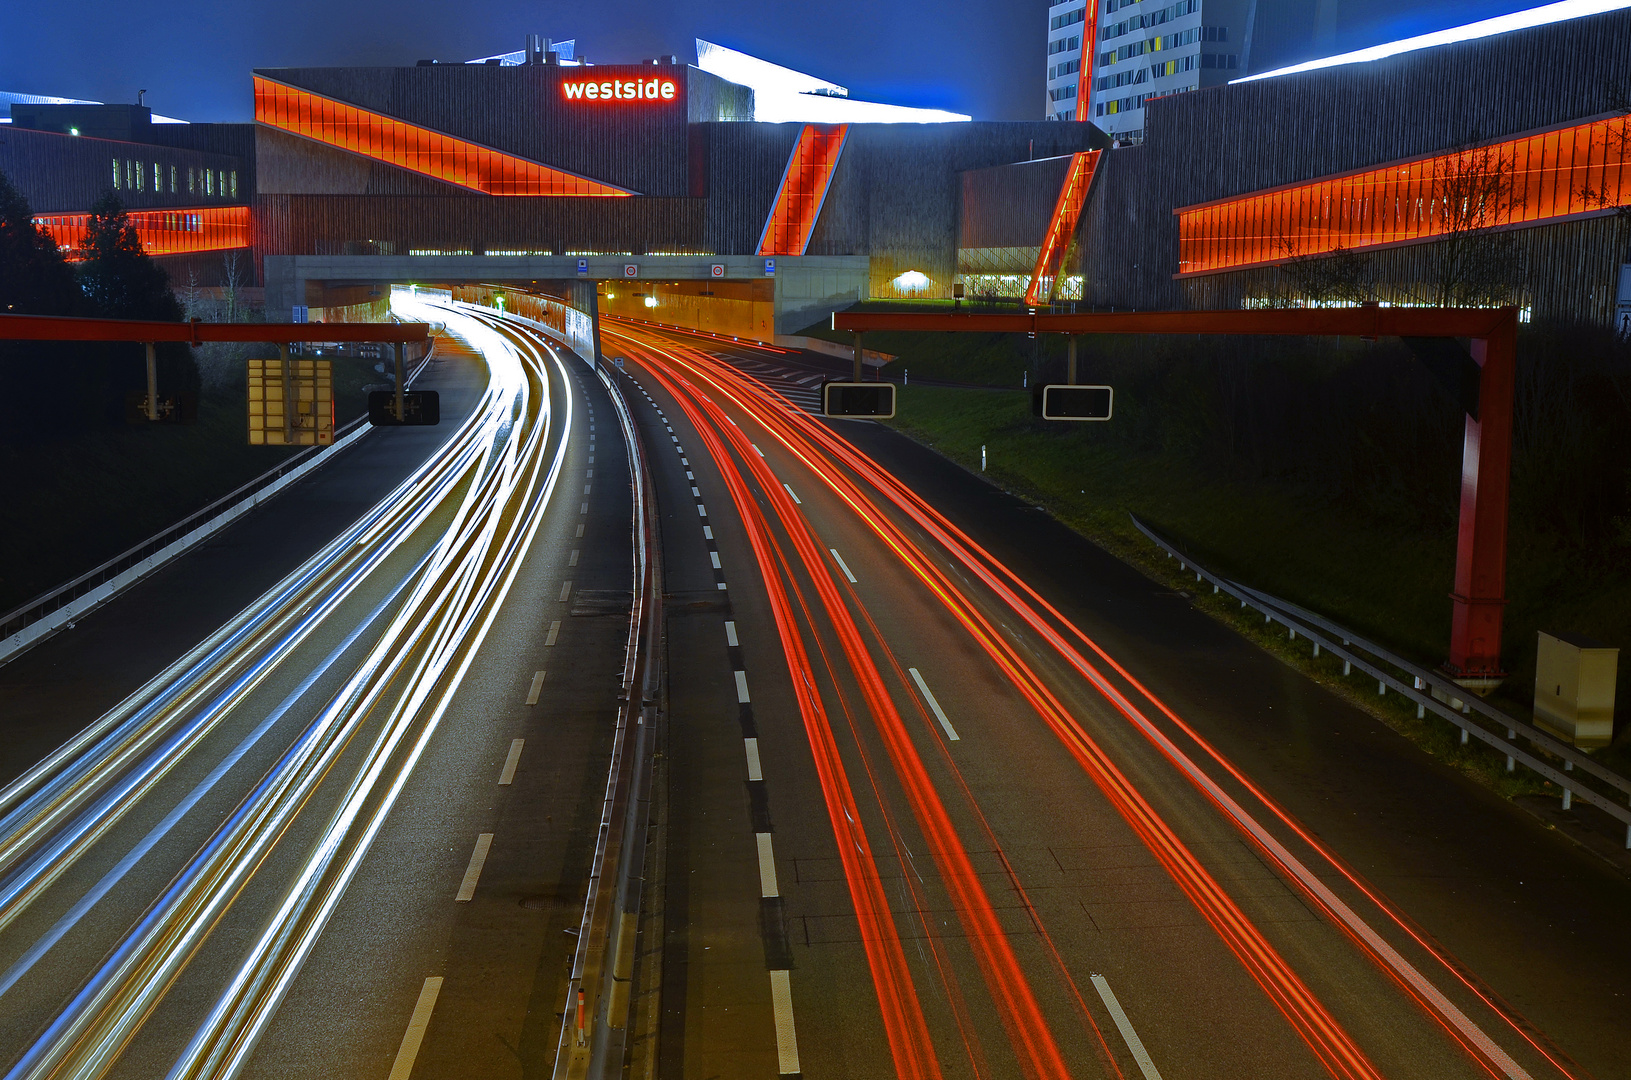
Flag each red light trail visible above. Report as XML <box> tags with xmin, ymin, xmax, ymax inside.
<box><xmin>604</xmin><ymin>318</ymin><xmax>1577</xmax><ymax>1080</ymax></box>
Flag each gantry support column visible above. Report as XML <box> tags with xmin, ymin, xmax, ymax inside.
<box><xmin>1446</xmin><ymin>315</ymin><xmax>1517</xmax><ymax>683</ymax></box>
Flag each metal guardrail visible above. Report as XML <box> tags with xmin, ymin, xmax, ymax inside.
<box><xmin>553</xmin><ymin>355</ymin><xmax>665</xmax><ymax>1078</ymax></box>
<box><xmin>1130</xmin><ymin>515</ymin><xmax>1631</xmax><ymax>848</ymax></box>
<box><xmin>0</xmin><ymin>415</ymin><xmax>367</xmax><ymax>647</ymax></box>
<box><xmin>0</xmin><ymin>348</ymin><xmax>438</xmax><ymax>665</ymax></box>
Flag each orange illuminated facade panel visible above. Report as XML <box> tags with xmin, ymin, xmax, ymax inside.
<box><xmin>1025</xmin><ymin>150</ymin><xmax>1102</xmax><ymax>306</ymax></box>
<box><xmin>757</xmin><ymin>124</ymin><xmax>849</xmax><ymax>257</ymax></box>
<box><xmin>1176</xmin><ymin>113</ymin><xmax>1631</xmax><ymax>275</ymax></box>
<box><xmin>34</xmin><ymin>205</ymin><xmax>252</xmax><ymax>260</ymax></box>
<box><xmin>253</xmin><ymin>75</ymin><xmax>634</xmax><ymax>197</ymax></box>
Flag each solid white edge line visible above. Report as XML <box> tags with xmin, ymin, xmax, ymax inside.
<box><xmin>744</xmin><ymin>737</ymin><xmax>763</xmax><ymax>781</ymax></box>
<box><xmin>828</xmin><ymin>548</ymin><xmax>857</xmax><ymax>584</ymax></box>
<box><xmin>387</xmin><ymin>976</ymin><xmax>444</xmax><ymax>1080</ymax></box>
<box><xmin>768</xmin><ymin>970</ymin><xmax>801</xmax><ymax>1075</ymax></box>
<box><xmin>455</xmin><ymin>833</ymin><xmax>495</xmax><ymax>901</ymax></box>
<box><xmin>908</xmin><ymin>667</ymin><xmax>960</xmax><ymax>742</ymax></box>
<box><xmin>525</xmin><ymin>670</ymin><xmax>545</xmax><ymax>705</ymax></box>
<box><xmin>755</xmin><ymin>832</ymin><xmax>780</xmax><ymax>897</ymax></box>
<box><xmin>734</xmin><ymin>670</ymin><xmax>751</xmax><ymax>703</ymax></box>
<box><xmin>1091</xmin><ymin>974</ymin><xmax>1165</xmax><ymax>1080</ymax></box>
<box><xmin>498</xmin><ymin>739</ymin><xmax>524</xmax><ymax>785</ymax></box>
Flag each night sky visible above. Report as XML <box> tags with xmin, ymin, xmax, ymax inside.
<box><xmin>4</xmin><ymin>0</ymin><xmax>1552</xmax><ymax>124</ymax></box>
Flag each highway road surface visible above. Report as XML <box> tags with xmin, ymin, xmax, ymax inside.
<box><xmin>603</xmin><ymin>317</ymin><xmax>1631</xmax><ymax>1080</ymax></box>
<box><xmin>4</xmin><ymin>297</ymin><xmax>1630</xmax><ymax>1080</ymax></box>
<box><xmin>0</xmin><ymin>297</ymin><xmax>635</xmax><ymax>1080</ymax></box>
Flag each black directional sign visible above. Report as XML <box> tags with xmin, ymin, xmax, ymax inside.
<box><xmin>821</xmin><ymin>381</ymin><xmax>896</xmax><ymax>419</ymax></box>
<box><xmin>1036</xmin><ymin>384</ymin><xmax>1113</xmax><ymax>421</ymax></box>
<box><xmin>368</xmin><ymin>390</ymin><xmax>441</xmax><ymax>426</ymax></box>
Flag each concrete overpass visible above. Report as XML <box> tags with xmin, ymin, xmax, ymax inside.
<box><xmin>264</xmin><ymin>253</ymin><xmax>872</xmax><ymax>348</ymax></box>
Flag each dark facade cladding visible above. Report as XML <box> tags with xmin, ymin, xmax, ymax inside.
<box><xmin>1077</xmin><ymin>5</ymin><xmax>1631</xmax><ymax>322</ymax></box>
<box><xmin>960</xmin><ymin>156</ymin><xmax>1077</xmax><ymax>249</ymax></box>
<box><xmin>254</xmin><ymin>195</ymin><xmax>707</xmax><ymax>257</ymax></box>
<box><xmin>0</xmin><ymin>126</ymin><xmax>244</xmax><ymax>215</ymax></box>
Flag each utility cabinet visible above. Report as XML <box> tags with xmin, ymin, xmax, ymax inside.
<box><xmin>1534</xmin><ymin>631</ymin><xmax>1619</xmax><ymax>748</ymax></box>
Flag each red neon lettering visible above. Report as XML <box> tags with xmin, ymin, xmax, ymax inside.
<box><xmin>560</xmin><ymin>78</ymin><xmax>679</xmax><ymax>103</ymax></box>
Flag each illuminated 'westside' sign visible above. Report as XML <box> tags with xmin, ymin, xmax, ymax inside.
<box><xmin>562</xmin><ymin>77</ymin><xmax>678</xmax><ymax>103</ymax></box>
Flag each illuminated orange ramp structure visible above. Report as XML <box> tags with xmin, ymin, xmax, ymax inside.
<box><xmin>34</xmin><ymin>206</ymin><xmax>251</xmax><ymax>259</ymax></box>
<box><xmin>1176</xmin><ymin>112</ymin><xmax>1631</xmax><ymax>274</ymax></box>
<box><xmin>253</xmin><ymin>75</ymin><xmax>634</xmax><ymax>197</ymax></box>
<box><xmin>757</xmin><ymin>124</ymin><xmax>849</xmax><ymax>256</ymax></box>
<box><xmin>1024</xmin><ymin>149</ymin><xmax>1101</xmax><ymax>306</ymax></box>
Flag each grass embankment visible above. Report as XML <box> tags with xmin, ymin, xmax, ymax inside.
<box><xmin>0</xmin><ymin>352</ymin><xmax>379</xmax><ymax>615</ymax></box>
<box><xmin>874</xmin><ymin>335</ymin><xmax>1631</xmax><ymax>790</ymax></box>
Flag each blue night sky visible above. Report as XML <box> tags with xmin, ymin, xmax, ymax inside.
<box><xmin>2</xmin><ymin>0</ymin><xmax>1558</xmax><ymax>124</ymax></box>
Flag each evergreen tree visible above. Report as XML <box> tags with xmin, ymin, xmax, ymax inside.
<box><xmin>0</xmin><ymin>169</ymin><xmax>82</xmax><ymax>316</ymax></box>
<box><xmin>76</xmin><ymin>192</ymin><xmax>183</xmax><ymax>321</ymax></box>
<box><xmin>69</xmin><ymin>192</ymin><xmax>199</xmax><ymax>425</ymax></box>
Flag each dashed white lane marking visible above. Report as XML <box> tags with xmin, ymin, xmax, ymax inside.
<box><xmin>588</xmin><ymin>455</ymin><xmax>595</xmax><ymax>464</ymax></box>
<box><xmin>710</xmin><ymin>551</ymin><xmax>722</xmax><ymax>569</ymax></box>
<box><xmin>545</xmin><ymin>620</ymin><xmax>561</xmax><ymax>646</ymax></box>
<box><xmin>586</xmin><ymin>469</ymin><xmax>593</xmax><ymax>478</ymax></box>
<box><xmin>691</xmin><ymin>487</ymin><xmax>701</xmax><ymax>497</ymax></box>
<box><xmin>704</xmin><ymin>525</ymin><xmax>714</xmax><ymax>540</ymax></box>
<box><xmin>717</xmin><ymin>582</ymin><xmax>728</xmax><ymax>591</ymax></box>
<box><xmin>680</xmin><ymin>457</ymin><xmax>689</xmax><ymax>466</ymax></box>
<box><xmin>734</xmin><ymin>670</ymin><xmax>751</xmax><ymax>703</ymax></box>
<box><xmin>908</xmin><ymin>668</ymin><xmax>961</xmax><ymax>742</ymax></box>
<box><xmin>725</xmin><ymin>620</ymin><xmax>739</xmax><ymax>646</ymax></box>
<box><xmin>829</xmin><ymin>548</ymin><xmax>857</xmax><ymax>583</ymax></box>
<box><xmin>499</xmin><ymin>739</ymin><xmax>525</xmax><ymax>785</ymax></box>
<box><xmin>576</xmin><ymin>524</ymin><xmax>585</xmax><ymax>538</ymax></box>
<box><xmin>744</xmin><ymin>737</ymin><xmax>762</xmax><ymax>780</ymax></box>
<box><xmin>569</xmin><ymin>549</ymin><xmax>579</xmax><ymax>566</ymax></box>
<box><xmin>525</xmin><ymin>671</ymin><xmax>546</xmax><ymax>706</ymax></box>
<box><xmin>456</xmin><ymin>833</ymin><xmax>495</xmax><ymax>901</ymax></box>
<box><xmin>686</xmin><ymin>471</ymin><xmax>695</xmax><ymax>480</ymax></box>
<box><xmin>559</xmin><ymin>581</ymin><xmax>573</xmax><ymax>602</ymax></box>
<box><xmin>580</xmin><ymin>502</ymin><xmax>588</xmax><ymax>515</ymax></box>
<box><xmin>752</xmin><ymin>444</ymin><xmax>765</xmax><ymax>457</ymax></box>
<box><xmin>1091</xmin><ymin>974</ymin><xmax>1165</xmax><ymax>1080</ymax></box>
<box><xmin>583</xmin><ymin>484</ymin><xmax>592</xmax><ymax>495</ymax></box>
<box><xmin>755</xmin><ymin>833</ymin><xmax>780</xmax><ymax>897</ymax></box>
<box><xmin>387</xmin><ymin>977</ymin><xmax>444</xmax><ymax>1080</ymax></box>
<box><xmin>783</xmin><ymin>484</ymin><xmax>801</xmax><ymax>505</ymax></box>
<box><xmin>697</xmin><ymin>504</ymin><xmax>707</xmax><ymax>517</ymax></box>
<box><xmin>768</xmin><ymin>970</ymin><xmax>801</xmax><ymax>1075</ymax></box>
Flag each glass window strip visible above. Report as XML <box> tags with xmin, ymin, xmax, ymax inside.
<box><xmin>1176</xmin><ymin>114</ymin><xmax>1631</xmax><ymax>274</ymax></box>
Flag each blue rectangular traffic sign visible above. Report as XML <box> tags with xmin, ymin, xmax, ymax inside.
<box><xmin>764</xmin><ymin>258</ymin><xmax>777</xmax><ymax>276</ymax></box>
<box><xmin>577</xmin><ymin>258</ymin><xmax>589</xmax><ymax>275</ymax></box>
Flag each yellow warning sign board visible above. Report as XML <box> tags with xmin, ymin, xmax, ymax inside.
<box><xmin>249</xmin><ymin>357</ymin><xmax>334</xmax><ymax>446</ymax></box>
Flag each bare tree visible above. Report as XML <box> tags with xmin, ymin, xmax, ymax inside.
<box><xmin>221</xmin><ymin>249</ymin><xmax>244</xmax><ymax>323</ymax></box>
<box><xmin>1576</xmin><ymin>84</ymin><xmax>1631</xmax><ymax>263</ymax></box>
<box><xmin>1414</xmin><ymin>134</ymin><xmax>1529</xmax><ymax>308</ymax></box>
<box><xmin>1276</xmin><ymin>240</ymin><xmax>1377</xmax><ymax>307</ymax></box>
